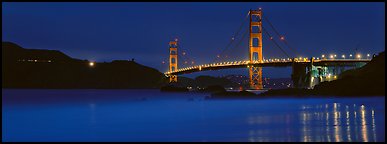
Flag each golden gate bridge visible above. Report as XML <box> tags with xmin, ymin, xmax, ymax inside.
<box><xmin>163</xmin><ymin>8</ymin><xmax>372</xmax><ymax>90</ymax></box>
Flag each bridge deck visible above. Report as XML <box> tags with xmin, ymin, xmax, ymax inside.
<box><xmin>165</xmin><ymin>59</ymin><xmax>371</xmax><ymax>75</ymax></box>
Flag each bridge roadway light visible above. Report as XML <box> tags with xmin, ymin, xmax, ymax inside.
<box><xmin>321</xmin><ymin>55</ymin><xmax>325</xmax><ymax>58</ymax></box>
<box><xmin>330</xmin><ymin>55</ymin><xmax>334</xmax><ymax>59</ymax></box>
<box><xmin>349</xmin><ymin>54</ymin><xmax>353</xmax><ymax>57</ymax></box>
<box><xmin>367</xmin><ymin>54</ymin><xmax>370</xmax><ymax>59</ymax></box>
<box><xmin>342</xmin><ymin>55</ymin><xmax>345</xmax><ymax>59</ymax></box>
<box><xmin>357</xmin><ymin>54</ymin><xmax>361</xmax><ymax>59</ymax></box>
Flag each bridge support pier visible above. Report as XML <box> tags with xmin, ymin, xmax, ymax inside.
<box><xmin>169</xmin><ymin>75</ymin><xmax>177</xmax><ymax>83</ymax></box>
<box><xmin>249</xmin><ymin>66</ymin><xmax>263</xmax><ymax>89</ymax></box>
<box><xmin>292</xmin><ymin>57</ymin><xmax>327</xmax><ymax>89</ymax></box>
<box><xmin>291</xmin><ymin>59</ymin><xmax>308</xmax><ymax>88</ymax></box>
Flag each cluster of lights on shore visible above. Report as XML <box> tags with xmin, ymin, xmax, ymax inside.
<box><xmin>165</xmin><ymin>53</ymin><xmax>372</xmax><ymax>74</ymax></box>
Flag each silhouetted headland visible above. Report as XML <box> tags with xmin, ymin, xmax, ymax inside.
<box><xmin>2</xmin><ymin>42</ymin><xmax>167</xmax><ymax>89</ymax></box>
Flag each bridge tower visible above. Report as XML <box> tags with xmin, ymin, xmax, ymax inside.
<box><xmin>248</xmin><ymin>8</ymin><xmax>263</xmax><ymax>89</ymax></box>
<box><xmin>169</xmin><ymin>40</ymin><xmax>178</xmax><ymax>82</ymax></box>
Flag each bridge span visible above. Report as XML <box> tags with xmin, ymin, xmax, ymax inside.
<box><xmin>165</xmin><ymin>58</ymin><xmax>371</xmax><ymax>76</ymax></box>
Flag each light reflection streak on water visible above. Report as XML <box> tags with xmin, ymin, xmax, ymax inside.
<box><xmin>89</xmin><ymin>103</ymin><xmax>96</xmax><ymax>126</ymax></box>
<box><xmin>354</xmin><ymin>107</ymin><xmax>360</xmax><ymax>141</ymax></box>
<box><xmin>301</xmin><ymin>111</ymin><xmax>308</xmax><ymax>142</ymax></box>
<box><xmin>361</xmin><ymin>105</ymin><xmax>368</xmax><ymax>142</ymax></box>
<box><xmin>346</xmin><ymin>109</ymin><xmax>352</xmax><ymax>142</ymax></box>
<box><xmin>326</xmin><ymin>111</ymin><xmax>331</xmax><ymax>142</ymax></box>
<box><xmin>334</xmin><ymin>103</ymin><xmax>342</xmax><ymax>142</ymax></box>
<box><xmin>371</xmin><ymin>109</ymin><xmax>377</xmax><ymax>141</ymax></box>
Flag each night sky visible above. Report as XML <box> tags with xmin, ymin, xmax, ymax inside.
<box><xmin>2</xmin><ymin>2</ymin><xmax>385</xmax><ymax>78</ymax></box>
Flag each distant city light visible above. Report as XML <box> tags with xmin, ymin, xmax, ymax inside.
<box><xmin>89</xmin><ymin>62</ymin><xmax>95</xmax><ymax>67</ymax></box>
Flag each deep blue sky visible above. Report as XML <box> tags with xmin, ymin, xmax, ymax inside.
<box><xmin>2</xmin><ymin>2</ymin><xmax>385</xmax><ymax>78</ymax></box>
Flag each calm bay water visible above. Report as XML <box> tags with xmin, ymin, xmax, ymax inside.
<box><xmin>2</xmin><ymin>89</ymin><xmax>385</xmax><ymax>142</ymax></box>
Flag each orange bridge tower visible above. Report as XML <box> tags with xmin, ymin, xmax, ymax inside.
<box><xmin>249</xmin><ymin>8</ymin><xmax>263</xmax><ymax>89</ymax></box>
<box><xmin>169</xmin><ymin>40</ymin><xmax>178</xmax><ymax>82</ymax></box>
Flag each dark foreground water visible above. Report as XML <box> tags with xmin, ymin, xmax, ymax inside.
<box><xmin>2</xmin><ymin>89</ymin><xmax>385</xmax><ymax>142</ymax></box>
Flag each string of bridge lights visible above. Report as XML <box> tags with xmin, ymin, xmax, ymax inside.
<box><xmin>164</xmin><ymin>53</ymin><xmax>373</xmax><ymax>74</ymax></box>
<box><xmin>320</xmin><ymin>53</ymin><xmax>371</xmax><ymax>59</ymax></box>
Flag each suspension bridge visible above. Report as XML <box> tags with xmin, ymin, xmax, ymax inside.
<box><xmin>164</xmin><ymin>8</ymin><xmax>372</xmax><ymax>90</ymax></box>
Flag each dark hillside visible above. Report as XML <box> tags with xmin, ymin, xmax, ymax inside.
<box><xmin>2</xmin><ymin>42</ymin><xmax>167</xmax><ymax>89</ymax></box>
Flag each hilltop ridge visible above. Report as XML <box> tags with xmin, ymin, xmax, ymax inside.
<box><xmin>2</xmin><ymin>42</ymin><xmax>167</xmax><ymax>89</ymax></box>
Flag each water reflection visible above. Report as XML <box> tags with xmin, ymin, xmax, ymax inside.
<box><xmin>247</xmin><ymin>102</ymin><xmax>379</xmax><ymax>142</ymax></box>
<box><xmin>302</xmin><ymin>103</ymin><xmax>378</xmax><ymax>142</ymax></box>
<box><xmin>3</xmin><ymin>90</ymin><xmax>384</xmax><ymax>142</ymax></box>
